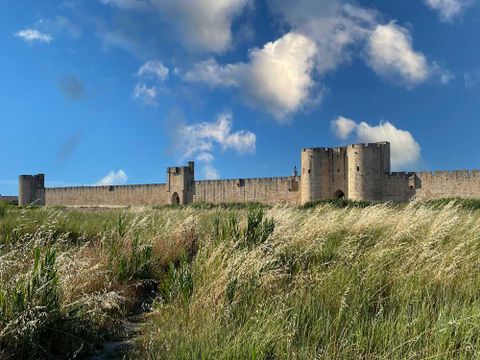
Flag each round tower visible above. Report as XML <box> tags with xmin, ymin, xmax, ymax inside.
<box><xmin>18</xmin><ymin>174</ymin><xmax>45</xmax><ymax>206</ymax></box>
<box><xmin>347</xmin><ymin>143</ymin><xmax>389</xmax><ymax>201</ymax></box>
<box><xmin>300</xmin><ymin>148</ymin><xmax>322</xmax><ymax>204</ymax></box>
<box><xmin>18</xmin><ymin>175</ymin><xmax>35</xmax><ymax>206</ymax></box>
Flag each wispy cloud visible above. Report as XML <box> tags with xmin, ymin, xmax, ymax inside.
<box><xmin>176</xmin><ymin>112</ymin><xmax>256</xmax><ymax>179</ymax></box>
<box><xmin>132</xmin><ymin>83</ymin><xmax>158</xmax><ymax>106</ymax></box>
<box><xmin>136</xmin><ymin>60</ymin><xmax>169</xmax><ymax>80</ymax></box>
<box><xmin>132</xmin><ymin>60</ymin><xmax>169</xmax><ymax>106</ymax></box>
<box><xmin>96</xmin><ymin>170</ymin><xmax>128</xmax><ymax>185</ymax></box>
<box><xmin>15</xmin><ymin>29</ymin><xmax>53</xmax><ymax>43</ymax></box>
<box><xmin>424</xmin><ymin>0</ymin><xmax>473</xmax><ymax>22</ymax></box>
<box><xmin>464</xmin><ymin>70</ymin><xmax>480</xmax><ymax>89</ymax></box>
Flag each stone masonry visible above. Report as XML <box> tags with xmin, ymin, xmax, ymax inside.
<box><xmin>17</xmin><ymin>142</ymin><xmax>480</xmax><ymax>207</ymax></box>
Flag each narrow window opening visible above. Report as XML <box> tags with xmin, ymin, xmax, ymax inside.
<box><xmin>357</xmin><ymin>166</ymin><xmax>360</xmax><ymax>171</ymax></box>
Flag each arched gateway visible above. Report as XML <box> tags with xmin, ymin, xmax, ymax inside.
<box><xmin>171</xmin><ymin>192</ymin><xmax>180</xmax><ymax>205</ymax></box>
<box><xmin>333</xmin><ymin>190</ymin><xmax>345</xmax><ymax>200</ymax></box>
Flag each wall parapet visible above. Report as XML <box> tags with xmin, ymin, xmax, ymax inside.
<box><xmin>417</xmin><ymin>170</ymin><xmax>480</xmax><ymax>178</ymax></box>
<box><xmin>385</xmin><ymin>172</ymin><xmax>416</xmax><ymax>179</ymax></box>
<box><xmin>46</xmin><ymin>183</ymin><xmax>167</xmax><ymax>191</ymax></box>
<box><xmin>194</xmin><ymin>176</ymin><xmax>299</xmax><ymax>185</ymax></box>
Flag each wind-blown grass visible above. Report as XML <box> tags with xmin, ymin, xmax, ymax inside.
<box><xmin>135</xmin><ymin>202</ymin><xmax>480</xmax><ymax>359</ymax></box>
<box><xmin>2</xmin><ymin>201</ymin><xmax>480</xmax><ymax>359</ymax></box>
<box><xmin>0</xmin><ymin>207</ymin><xmax>200</xmax><ymax>359</ymax></box>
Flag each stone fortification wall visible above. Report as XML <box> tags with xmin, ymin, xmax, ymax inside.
<box><xmin>194</xmin><ymin>176</ymin><xmax>300</xmax><ymax>205</ymax></box>
<box><xmin>27</xmin><ymin>142</ymin><xmax>480</xmax><ymax>207</ymax></box>
<box><xmin>415</xmin><ymin>170</ymin><xmax>480</xmax><ymax>200</ymax></box>
<box><xmin>382</xmin><ymin>172</ymin><xmax>415</xmax><ymax>202</ymax></box>
<box><xmin>46</xmin><ymin>184</ymin><xmax>168</xmax><ymax>207</ymax></box>
<box><xmin>0</xmin><ymin>196</ymin><xmax>18</xmax><ymax>205</ymax></box>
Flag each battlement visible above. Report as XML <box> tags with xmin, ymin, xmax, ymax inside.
<box><xmin>385</xmin><ymin>172</ymin><xmax>416</xmax><ymax>179</ymax></box>
<box><xmin>47</xmin><ymin>183</ymin><xmax>167</xmax><ymax>191</ymax></box>
<box><xmin>302</xmin><ymin>141</ymin><xmax>390</xmax><ymax>153</ymax></box>
<box><xmin>417</xmin><ymin>170</ymin><xmax>480</xmax><ymax>178</ymax></box>
<box><xmin>194</xmin><ymin>176</ymin><xmax>299</xmax><ymax>185</ymax></box>
<box><xmin>349</xmin><ymin>142</ymin><xmax>390</xmax><ymax>149</ymax></box>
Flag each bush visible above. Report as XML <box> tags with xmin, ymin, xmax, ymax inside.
<box><xmin>301</xmin><ymin>198</ymin><xmax>381</xmax><ymax>209</ymax></box>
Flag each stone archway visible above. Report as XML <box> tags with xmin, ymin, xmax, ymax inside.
<box><xmin>333</xmin><ymin>190</ymin><xmax>345</xmax><ymax>200</ymax></box>
<box><xmin>171</xmin><ymin>192</ymin><xmax>180</xmax><ymax>205</ymax></box>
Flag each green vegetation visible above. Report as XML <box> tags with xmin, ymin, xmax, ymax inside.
<box><xmin>2</xmin><ymin>201</ymin><xmax>480</xmax><ymax>359</ymax></box>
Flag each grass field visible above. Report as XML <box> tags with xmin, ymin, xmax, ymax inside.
<box><xmin>2</xmin><ymin>199</ymin><xmax>480</xmax><ymax>359</ymax></box>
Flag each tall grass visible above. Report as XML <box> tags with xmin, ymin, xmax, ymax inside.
<box><xmin>0</xmin><ymin>207</ymin><xmax>200</xmax><ymax>359</ymax></box>
<box><xmin>135</xmin><ymin>202</ymin><xmax>480</xmax><ymax>359</ymax></box>
<box><xmin>3</xmin><ymin>201</ymin><xmax>480</xmax><ymax>359</ymax></box>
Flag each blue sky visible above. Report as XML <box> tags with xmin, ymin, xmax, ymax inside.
<box><xmin>1</xmin><ymin>0</ymin><xmax>480</xmax><ymax>195</ymax></box>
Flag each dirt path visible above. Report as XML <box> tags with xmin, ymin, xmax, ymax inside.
<box><xmin>89</xmin><ymin>280</ymin><xmax>158</xmax><ymax>360</ymax></box>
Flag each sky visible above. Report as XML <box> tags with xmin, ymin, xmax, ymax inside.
<box><xmin>1</xmin><ymin>0</ymin><xmax>480</xmax><ymax>195</ymax></box>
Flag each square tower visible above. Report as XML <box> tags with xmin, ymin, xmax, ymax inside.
<box><xmin>166</xmin><ymin>161</ymin><xmax>195</xmax><ymax>205</ymax></box>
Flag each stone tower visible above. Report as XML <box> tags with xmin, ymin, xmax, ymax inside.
<box><xmin>346</xmin><ymin>142</ymin><xmax>390</xmax><ymax>201</ymax></box>
<box><xmin>300</xmin><ymin>146</ymin><xmax>349</xmax><ymax>204</ymax></box>
<box><xmin>300</xmin><ymin>142</ymin><xmax>390</xmax><ymax>204</ymax></box>
<box><xmin>301</xmin><ymin>148</ymin><xmax>323</xmax><ymax>204</ymax></box>
<box><xmin>18</xmin><ymin>174</ymin><xmax>45</xmax><ymax>206</ymax></box>
<box><xmin>166</xmin><ymin>161</ymin><xmax>195</xmax><ymax>205</ymax></box>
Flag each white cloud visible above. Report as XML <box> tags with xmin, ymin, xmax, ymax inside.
<box><xmin>331</xmin><ymin>116</ymin><xmax>421</xmax><ymax>170</ymax></box>
<box><xmin>177</xmin><ymin>113</ymin><xmax>256</xmax><ymax>179</ymax></box>
<box><xmin>97</xmin><ymin>170</ymin><xmax>128</xmax><ymax>185</ymax></box>
<box><xmin>184</xmin><ymin>59</ymin><xmax>240</xmax><ymax>88</ymax></box>
<box><xmin>365</xmin><ymin>22</ymin><xmax>451</xmax><ymax>87</ymax></box>
<box><xmin>180</xmin><ymin>113</ymin><xmax>256</xmax><ymax>157</ymax></box>
<box><xmin>15</xmin><ymin>29</ymin><xmax>53</xmax><ymax>43</ymax></box>
<box><xmin>184</xmin><ymin>32</ymin><xmax>319</xmax><ymax>121</ymax></box>
<box><xmin>365</xmin><ymin>22</ymin><xmax>429</xmax><ymax>87</ymax></box>
<box><xmin>100</xmin><ymin>0</ymin><xmax>251</xmax><ymax>53</ymax></box>
<box><xmin>269</xmin><ymin>1</ymin><xmax>378</xmax><ymax>74</ymax></box>
<box><xmin>184</xmin><ymin>1</ymin><xmax>450</xmax><ymax>120</ymax></box>
<box><xmin>150</xmin><ymin>0</ymin><xmax>251</xmax><ymax>53</ymax></box>
<box><xmin>132</xmin><ymin>60</ymin><xmax>169</xmax><ymax>106</ymax></box>
<box><xmin>332</xmin><ymin>116</ymin><xmax>357</xmax><ymax>140</ymax></box>
<box><xmin>271</xmin><ymin>0</ymin><xmax>450</xmax><ymax>90</ymax></box>
<box><xmin>137</xmin><ymin>60</ymin><xmax>169</xmax><ymax>80</ymax></box>
<box><xmin>132</xmin><ymin>83</ymin><xmax>157</xmax><ymax>106</ymax></box>
<box><xmin>424</xmin><ymin>0</ymin><xmax>472</xmax><ymax>21</ymax></box>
